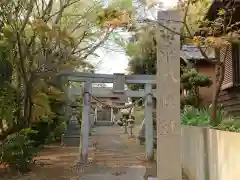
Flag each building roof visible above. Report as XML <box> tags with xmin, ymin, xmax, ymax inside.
<box><xmin>180</xmin><ymin>45</ymin><xmax>215</xmax><ymax>62</ymax></box>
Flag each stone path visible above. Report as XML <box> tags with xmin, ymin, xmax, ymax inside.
<box><xmin>78</xmin><ymin>126</ymin><xmax>156</xmax><ymax>180</ymax></box>
<box><xmin>1</xmin><ymin>126</ymin><xmax>188</xmax><ymax>180</ymax></box>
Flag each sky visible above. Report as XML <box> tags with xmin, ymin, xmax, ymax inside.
<box><xmin>93</xmin><ymin>0</ymin><xmax>178</xmax><ymax>75</ymax></box>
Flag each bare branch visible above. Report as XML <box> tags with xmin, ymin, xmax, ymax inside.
<box><xmin>141</xmin><ymin>18</ymin><xmax>189</xmax><ymax>38</ymax></box>
<box><xmin>77</xmin><ymin>28</ymin><xmax>114</xmax><ymax>60</ymax></box>
<box><xmin>183</xmin><ymin>0</ymin><xmax>191</xmax><ymax>24</ymax></box>
<box><xmin>45</xmin><ymin>0</ymin><xmax>80</xmax><ymax>23</ymax></box>
<box><xmin>141</xmin><ymin>5</ymin><xmax>215</xmax><ymax>63</ymax></box>
<box><xmin>55</xmin><ymin>0</ymin><xmax>66</xmax><ymax>24</ymax></box>
<box><xmin>20</xmin><ymin>0</ymin><xmax>34</xmax><ymax>33</ymax></box>
<box><xmin>43</xmin><ymin>0</ymin><xmax>54</xmax><ymax>19</ymax></box>
<box><xmin>71</xmin><ymin>30</ymin><xmax>88</xmax><ymax>54</ymax></box>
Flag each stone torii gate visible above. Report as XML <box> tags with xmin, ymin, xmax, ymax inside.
<box><xmin>60</xmin><ymin>9</ymin><xmax>181</xmax><ymax>180</ymax></box>
<box><xmin>60</xmin><ymin>72</ymin><xmax>156</xmax><ymax>162</ymax></box>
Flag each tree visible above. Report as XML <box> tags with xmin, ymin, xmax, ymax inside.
<box><xmin>127</xmin><ymin>25</ymin><xmax>157</xmax><ymax>75</ymax></box>
<box><xmin>129</xmin><ymin>0</ymin><xmax>237</xmax><ymax>123</ymax></box>
<box><xmin>126</xmin><ymin>24</ymin><xmax>156</xmax><ymax>102</ymax></box>
<box><xmin>126</xmin><ymin>29</ymin><xmax>212</xmax><ymax>108</ymax></box>
<box><xmin>179</xmin><ymin>0</ymin><xmax>233</xmax><ymax>122</ymax></box>
<box><xmin>0</xmin><ymin>0</ymin><xmax>132</xmax><ymax>139</ymax></box>
<box><xmin>181</xmin><ymin>67</ymin><xmax>212</xmax><ymax>108</ymax></box>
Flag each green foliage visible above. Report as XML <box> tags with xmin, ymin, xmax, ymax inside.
<box><xmin>181</xmin><ymin>106</ymin><xmax>224</xmax><ymax>126</ymax></box>
<box><xmin>126</xmin><ymin>26</ymin><xmax>212</xmax><ymax>108</ymax></box>
<box><xmin>180</xmin><ymin>0</ymin><xmax>212</xmax><ymax>43</ymax></box>
<box><xmin>29</xmin><ymin>121</ymin><xmax>50</xmax><ymax>147</ymax></box>
<box><xmin>181</xmin><ymin>68</ymin><xmax>212</xmax><ymax>89</ymax></box>
<box><xmin>0</xmin><ymin>128</ymin><xmax>40</xmax><ymax>172</ymax></box>
<box><xmin>76</xmin><ymin>98</ymin><xmax>83</xmax><ymax>125</ymax></box>
<box><xmin>0</xmin><ymin>0</ymin><xmax>121</xmax><ymax>132</ymax></box>
<box><xmin>127</xmin><ymin>48</ymin><xmax>212</xmax><ymax>107</ymax></box>
<box><xmin>0</xmin><ymin>55</ymin><xmax>12</xmax><ymax>84</ymax></box>
<box><xmin>126</xmin><ymin>26</ymin><xmax>156</xmax><ymax>104</ymax></box>
<box><xmin>126</xmin><ymin>25</ymin><xmax>156</xmax><ymax>75</ymax></box>
<box><xmin>29</xmin><ymin>117</ymin><xmax>68</xmax><ymax>144</ymax></box>
<box><xmin>181</xmin><ymin>67</ymin><xmax>212</xmax><ymax>107</ymax></box>
<box><xmin>181</xmin><ymin>106</ymin><xmax>240</xmax><ymax>132</ymax></box>
<box><xmin>183</xmin><ymin>91</ymin><xmax>199</xmax><ymax>108</ymax></box>
<box><xmin>216</xmin><ymin>119</ymin><xmax>240</xmax><ymax>132</ymax></box>
<box><xmin>0</xmin><ymin>0</ymin><xmax>133</xmax><ymax>137</ymax></box>
<box><xmin>0</xmin><ymin>84</ymin><xmax>17</xmax><ymax>125</ymax></box>
<box><xmin>181</xmin><ymin>107</ymin><xmax>211</xmax><ymax>126</ymax></box>
<box><xmin>0</xmin><ymin>0</ymin><xmax>134</xmax><ymax>173</ymax></box>
<box><xmin>53</xmin><ymin>121</ymin><xmax>67</xmax><ymax>141</ymax></box>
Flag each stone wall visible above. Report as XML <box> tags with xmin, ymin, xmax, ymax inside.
<box><xmin>182</xmin><ymin>125</ymin><xmax>240</xmax><ymax>180</ymax></box>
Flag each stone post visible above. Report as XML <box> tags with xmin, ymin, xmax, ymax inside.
<box><xmin>156</xmin><ymin>10</ymin><xmax>182</xmax><ymax>180</ymax></box>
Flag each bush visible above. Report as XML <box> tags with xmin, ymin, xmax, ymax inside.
<box><xmin>29</xmin><ymin>121</ymin><xmax>50</xmax><ymax>147</ymax></box>
<box><xmin>53</xmin><ymin>120</ymin><xmax>67</xmax><ymax>141</ymax></box>
<box><xmin>0</xmin><ymin>128</ymin><xmax>40</xmax><ymax>172</ymax></box>
<box><xmin>181</xmin><ymin>106</ymin><xmax>211</xmax><ymax>126</ymax></box>
<box><xmin>215</xmin><ymin>119</ymin><xmax>240</xmax><ymax>132</ymax></box>
<box><xmin>181</xmin><ymin>106</ymin><xmax>240</xmax><ymax>132</ymax></box>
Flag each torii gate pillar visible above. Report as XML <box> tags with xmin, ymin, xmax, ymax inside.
<box><xmin>80</xmin><ymin>81</ymin><xmax>91</xmax><ymax>163</ymax></box>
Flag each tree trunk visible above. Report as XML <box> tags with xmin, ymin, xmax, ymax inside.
<box><xmin>211</xmin><ymin>46</ymin><xmax>229</xmax><ymax>124</ymax></box>
<box><xmin>23</xmin><ymin>87</ymin><xmax>29</xmax><ymax>124</ymax></box>
<box><xmin>23</xmin><ymin>82</ymin><xmax>33</xmax><ymax>125</ymax></box>
<box><xmin>16</xmin><ymin>72</ymin><xmax>22</xmax><ymax>125</ymax></box>
<box><xmin>211</xmin><ymin>63</ymin><xmax>225</xmax><ymax>125</ymax></box>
